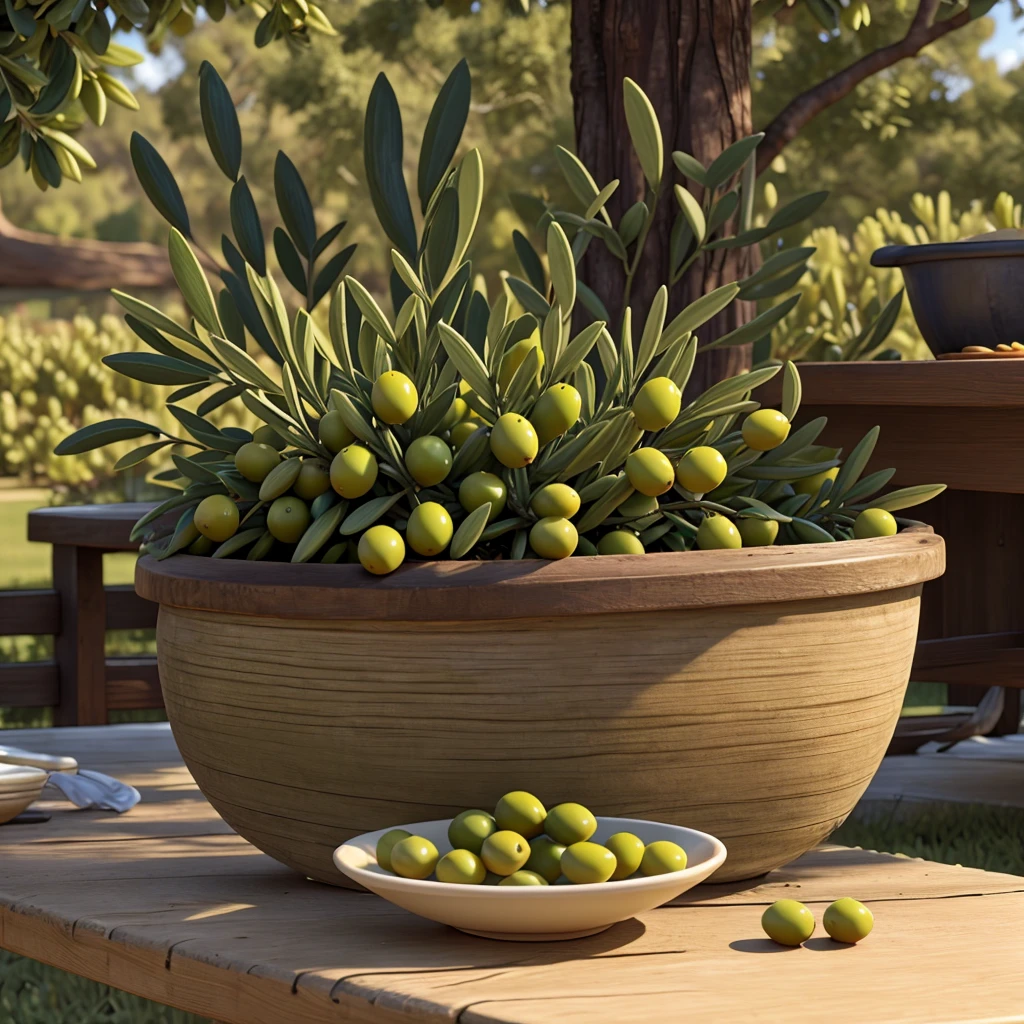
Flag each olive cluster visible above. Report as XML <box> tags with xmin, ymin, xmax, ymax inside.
<box><xmin>375</xmin><ymin>790</ymin><xmax>688</xmax><ymax>887</ymax></box>
<box><xmin>184</xmin><ymin>357</ymin><xmax>901</xmax><ymax>574</ymax></box>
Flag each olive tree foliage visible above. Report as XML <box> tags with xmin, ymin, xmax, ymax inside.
<box><xmin>1</xmin><ymin>0</ymin><xmax>1013</xmax><ymax>189</ymax></box>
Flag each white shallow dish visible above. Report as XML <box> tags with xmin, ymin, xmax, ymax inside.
<box><xmin>0</xmin><ymin>764</ymin><xmax>48</xmax><ymax>791</ymax></box>
<box><xmin>0</xmin><ymin>745</ymin><xmax>77</xmax><ymax>774</ymax></box>
<box><xmin>334</xmin><ymin>816</ymin><xmax>727</xmax><ymax>941</ymax></box>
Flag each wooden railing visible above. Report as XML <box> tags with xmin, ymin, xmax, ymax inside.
<box><xmin>0</xmin><ymin>504</ymin><xmax>162</xmax><ymax>726</ymax></box>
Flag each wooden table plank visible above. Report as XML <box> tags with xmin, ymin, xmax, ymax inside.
<box><xmin>1</xmin><ymin>725</ymin><xmax>1023</xmax><ymax>1024</ymax></box>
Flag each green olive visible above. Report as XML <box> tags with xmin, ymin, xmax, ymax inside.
<box><xmin>450</xmin><ymin>420</ymin><xmax>481</xmax><ymax>449</ymax></box>
<box><xmin>499</xmin><ymin>870</ymin><xmax>549</xmax><ymax>886</ymax></box>
<box><xmin>459</xmin><ymin>471</ymin><xmax>507</xmax><ymax>522</ymax></box>
<box><xmin>742</xmin><ymin>409</ymin><xmax>791</xmax><ymax>451</ymax></box>
<box><xmin>318</xmin><ymin>410</ymin><xmax>355</xmax><ymax>453</ymax></box>
<box><xmin>253</xmin><ymin>424</ymin><xmax>287</xmax><ymax>451</ymax></box>
<box><xmin>372</xmin><ymin>370</ymin><xmax>418</xmax><ymax>425</ymax></box>
<box><xmin>498</xmin><ymin>333</ymin><xmax>544</xmax><ymax>391</ymax></box>
<box><xmin>194</xmin><ymin>495</ymin><xmax>239</xmax><ymax>542</ymax></box>
<box><xmin>793</xmin><ymin>466</ymin><xmax>838</xmax><ymax>497</ymax></box>
<box><xmin>597</xmin><ymin>530</ymin><xmax>645</xmax><ymax>556</ymax></box>
<box><xmin>390</xmin><ymin>835</ymin><xmax>439</xmax><ymax>880</ymax></box>
<box><xmin>435</xmin><ymin>848</ymin><xmax>487</xmax><ymax>885</ymax></box>
<box><xmin>761</xmin><ymin>899</ymin><xmax>815</xmax><ymax>946</ymax></box>
<box><xmin>605</xmin><ymin>832</ymin><xmax>645</xmax><ymax>880</ymax></box>
<box><xmin>737</xmin><ymin>517</ymin><xmax>779</xmax><ymax>547</ymax></box>
<box><xmin>854</xmin><ymin>507</ymin><xmax>897</xmax><ymax>539</ymax></box>
<box><xmin>405</xmin><ymin>435</ymin><xmax>452</xmax><ymax>487</ymax></box>
<box><xmin>696</xmin><ymin>514</ymin><xmax>741</xmax><ymax>550</ymax></box>
<box><xmin>543</xmin><ymin>802</ymin><xmax>596</xmax><ymax>846</ymax></box>
<box><xmin>310</xmin><ymin>490</ymin><xmax>338</xmax><ymax>520</ymax></box>
<box><xmin>406</xmin><ymin>501</ymin><xmax>453</xmax><ymax>557</ymax></box>
<box><xmin>524</xmin><ymin>835</ymin><xmax>566</xmax><ymax>883</ymax></box>
<box><xmin>532</xmin><ymin>383</ymin><xmax>581</xmax><ymax>446</ymax></box>
<box><xmin>448</xmin><ymin>809</ymin><xmax>497</xmax><ymax>855</ymax></box>
<box><xmin>187</xmin><ymin>534</ymin><xmax>215</xmax><ymax>556</ymax></box>
<box><xmin>529</xmin><ymin>517</ymin><xmax>578</xmax><ymax>559</ymax></box>
<box><xmin>822</xmin><ymin>898</ymin><xmax>873</xmax><ymax>943</ymax></box>
<box><xmin>490</xmin><ymin>413</ymin><xmax>539</xmax><ymax>469</ymax></box>
<box><xmin>530</xmin><ymin>483</ymin><xmax>580</xmax><ymax>519</ymax></box>
<box><xmin>376</xmin><ymin>828</ymin><xmax>413</xmax><ymax>872</ymax></box>
<box><xmin>675</xmin><ymin>446</ymin><xmax>727</xmax><ymax>494</ymax></box>
<box><xmin>234</xmin><ymin>441</ymin><xmax>281</xmax><ymax>483</ymax></box>
<box><xmin>632</xmin><ymin>376</ymin><xmax>682</xmax><ymax>432</ymax></box>
<box><xmin>441</xmin><ymin>396</ymin><xmax>469</xmax><ymax>431</ymax></box>
<box><xmin>494</xmin><ymin>790</ymin><xmax>546</xmax><ymax>838</ymax></box>
<box><xmin>294</xmin><ymin>458</ymin><xmax>332</xmax><ymax>500</ymax></box>
<box><xmin>618</xmin><ymin>492</ymin><xmax>660</xmax><ymax>518</ymax></box>
<box><xmin>480</xmin><ymin>830</ymin><xmax>531</xmax><ymax>876</ymax></box>
<box><xmin>625</xmin><ymin>447</ymin><xmax>675</xmax><ymax>497</ymax></box>
<box><xmin>357</xmin><ymin>525</ymin><xmax>405</xmax><ymax>575</ymax></box>
<box><xmin>640</xmin><ymin>840</ymin><xmax>688</xmax><ymax>875</ymax></box>
<box><xmin>331</xmin><ymin>444</ymin><xmax>378</xmax><ymax>498</ymax></box>
<box><xmin>266</xmin><ymin>496</ymin><xmax>310</xmax><ymax>544</ymax></box>
<box><xmin>561</xmin><ymin>841</ymin><xmax>617</xmax><ymax>884</ymax></box>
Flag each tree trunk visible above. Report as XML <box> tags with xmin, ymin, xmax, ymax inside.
<box><xmin>0</xmin><ymin>194</ymin><xmax>175</xmax><ymax>293</ymax></box>
<box><xmin>570</xmin><ymin>0</ymin><xmax>755</xmax><ymax>396</ymax></box>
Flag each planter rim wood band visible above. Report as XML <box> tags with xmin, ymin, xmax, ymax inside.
<box><xmin>136</xmin><ymin>526</ymin><xmax>943</xmax><ymax>622</ymax></box>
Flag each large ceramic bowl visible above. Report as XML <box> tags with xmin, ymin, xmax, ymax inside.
<box><xmin>872</xmin><ymin>239</ymin><xmax>1024</xmax><ymax>354</ymax></box>
<box><xmin>137</xmin><ymin>528</ymin><xmax>944</xmax><ymax>886</ymax></box>
<box><xmin>334</xmin><ymin>816</ymin><xmax>727</xmax><ymax>941</ymax></box>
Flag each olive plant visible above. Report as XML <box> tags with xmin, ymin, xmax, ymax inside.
<box><xmin>56</xmin><ymin>63</ymin><xmax>945</xmax><ymax>573</ymax></box>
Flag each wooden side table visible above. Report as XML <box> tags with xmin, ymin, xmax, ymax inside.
<box><xmin>763</xmin><ymin>360</ymin><xmax>1024</xmax><ymax>734</ymax></box>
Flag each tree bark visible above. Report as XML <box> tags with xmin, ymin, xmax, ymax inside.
<box><xmin>0</xmin><ymin>194</ymin><xmax>175</xmax><ymax>292</ymax></box>
<box><xmin>570</xmin><ymin>0</ymin><xmax>755</xmax><ymax>396</ymax></box>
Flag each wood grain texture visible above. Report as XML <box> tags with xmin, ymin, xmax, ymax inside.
<box><xmin>135</xmin><ymin>529</ymin><xmax>943</xmax><ymax>622</ymax></box>
<box><xmin>2</xmin><ymin>725</ymin><xmax>1023</xmax><ymax>1024</ymax></box>
<box><xmin>158</xmin><ymin>584</ymin><xmax>925</xmax><ymax>885</ymax></box>
<box><xmin>757</xmin><ymin>358</ymin><xmax>1024</xmax><ymax>409</ymax></box>
<box><xmin>27</xmin><ymin>503</ymin><xmax>157</xmax><ymax>549</ymax></box>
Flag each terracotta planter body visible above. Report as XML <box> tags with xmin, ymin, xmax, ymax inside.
<box><xmin>136</xmin><ymin>530</ymin><xmax>944</xmax><ymax>886</ymax></box>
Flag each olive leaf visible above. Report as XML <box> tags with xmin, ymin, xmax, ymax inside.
<box><xmin>781</xmin><ymin>360</ymin><xmax>802</xmax><ymax>421</ymax></box>
<box><xmin>56</xmin><ymin>418</ymin><xmax>165</xmax><ymax>455</ymax></box>
<box><xmin>856</xmin><ymin>484</ymin><xmax>947</xmax><ymax>512</ymax></box>
<box><xmin>102</xmin><ymin>353</ymin><xmax>213</xmax><ymax>387</ymax></box>
<box><xmin>674</xmin><ymin>185</ymin><xmax>706</xmax><ymax>243</ymax></box>
<box><xmin>346</xmin><ymin>276</ymin><xmax>396</xmax><ymax>346</ymax></box>
<box><xmin>275</xmin><ymin>151</ymin><xmax>317</xmax><ymax>257</ymax></box>
<box><xmin>339</xmin><ymin>492</ymin><xmax>405</xmax><ymax>535</ymax></box>
<box><xmin>212</xmin><ymin>527</ymin><xmax>266</xmax><ymax>558</ymax></box>
<box><xmin>199</xmin><ymin>61</ymin><xmax>241</xmax><ymax>182</ymax></box>
<box><xmin>130</xmin><ymin>133</ymin><xmax>189</xmax><ymax>236</ymax></box>
<box><xmin>450</xmin><ymin>502</ymin><xmax>491</xmax><ymax>558</ymax></box>
<box><xmin>622</xmin><ymin>77</ymin><xmax>663</xmax><ymax>190</ymax></box>
<box><xmin>437</xmin><ymin>323</ymin><xmax>497</xmax><ymax>406</ymax></box>
<box><xmin>365</xmin><ymin>72</ymin><xmax>418</xmax><ymax>260</ymax></box>
<box><xmin>168</xmin><ymin>229</ymin><xmax>222</xmax><ymax>335</ymax></box>
<box><xmin>418</xmin><ymin>58</ymin><xmax>471</xmax><ymax>213</ymax></box>
<box><xmin>547</xmin><ymin>221</ymin><xmax>576</xmax><ymax>316</ymax></box>
<box><xmin>293</xmin><ymin>503</ymin><xmax>347</xmax><ymax>562</ymax></box>
<box><xmin>576</xmin><ymin>474</ymin><xmax>635</xmax><ymax>533</ymax></box>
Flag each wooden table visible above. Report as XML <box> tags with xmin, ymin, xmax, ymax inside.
<box><xmin>763</xmin><ymin>359</ymin><xmax>1024</xmax><ymax>735</ymax></box>
<box><xmin>2</xmin><ymin>726</ymin><xmax>1023</xmax><ymax>1023</ymax></box>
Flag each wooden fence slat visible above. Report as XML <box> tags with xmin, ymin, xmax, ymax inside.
<box><xmin>0</xmin><ymin>662</ymin><xmax>59</xmax><ymax>706</ymax></box>
<box><xmin>105</xmin><ymin>658</ymin><xmax>162</xmax><ymax>711</ymax></box>
<box><xmin>0</xmin><ymin>590</ymin><xmax>60</xmax><ymax>637</ymax></box>
<box><xmin>105</xmin><ymin>586</ymin><xmax>157</xmax><ymax>631</ymax></box>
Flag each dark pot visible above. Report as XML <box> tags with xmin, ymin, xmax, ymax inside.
<box><xmin>871</xmin><ymin>239</ymin><xmax>1024</xmax><ymax>355</ymax></box>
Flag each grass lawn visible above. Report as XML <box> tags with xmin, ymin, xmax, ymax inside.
<box><xmin>0</xmin><ymin>496</ymin><xmax>137</xmax><ymax>591</ymax></box>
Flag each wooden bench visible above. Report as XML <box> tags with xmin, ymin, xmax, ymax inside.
<box><xmin>0</xmin><ymin>504</ymin><xmax>161</xmax><ymax>725</ymax></box>
<box><xmin>1</xmin><ymin>724</ymin><xmax>1023</xmax><ymax>1023</ymax></box>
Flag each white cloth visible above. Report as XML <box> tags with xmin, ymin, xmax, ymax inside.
<box><xmin>43</xmin><ymin>768</ymin><xmax>140</xmax><ymax>812</ymax></box>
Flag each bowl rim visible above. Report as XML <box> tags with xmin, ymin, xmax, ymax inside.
<box><xmin>872</xmin><ymin>239</ymin><xmax>1024</xmax><ymax>268</ymax></box>
<box><xmin>135</xmin><ymin>526</ymin><xmax>943</xmax><ymax>622</ymax></box>
<box><xmin>333</xmin><ymin>815</ymin><xmax>727</xmax><ymax>896</ymax></box>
